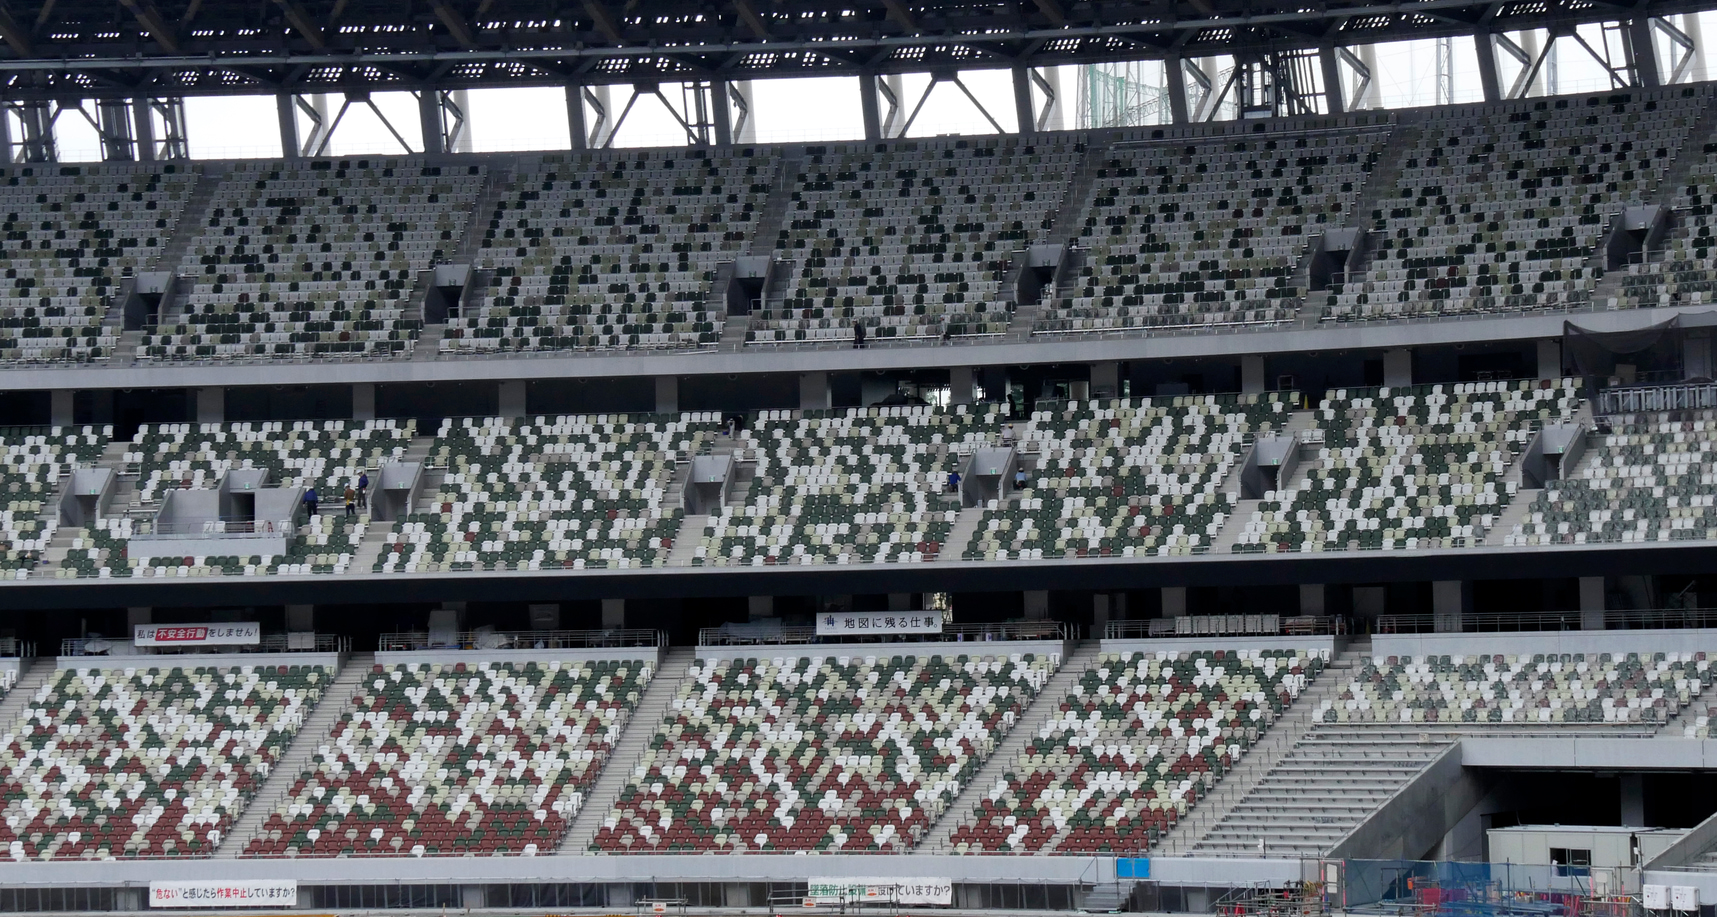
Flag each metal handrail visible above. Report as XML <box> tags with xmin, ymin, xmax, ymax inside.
<box><xmin>130</xmin><ymin>518</ymin><xmax>297</xmax><ymax>538</ymax></box>
<box><xmin>1375</xmin><ymin>606</ymin><xmax>1717</xmax><ymax>634</ymax></box>
<box><xmin>60</xmin><ymin>632</ymin><xmax>345</xmax><ymax>656</ymax></box>
<box><xmin>1105</xmin><ymin>615</ymin><xmax>1345</xmax><ymax>640</ymax></box>
<box><xmin>697</xmin><ymin>620</ymin><xmax>1071</xmax><ymax>647</ymax></box>
<box><xmin>375</xmin><ymin>628</ymin><xmax>664</xmax><ymax>652</ymax></box>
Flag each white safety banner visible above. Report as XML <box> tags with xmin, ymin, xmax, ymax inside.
<box><xmin>149</xmin><ymin>880</ymin><xmax>297</xmax><ymax>908</ymax></box>
<box><xmin>815</xmin><ymin>609</ymin><xmax>944</xmax><ymax>637</ymax></box>
<box><xmin>135</xmin><ymin>623</ymin><xmax>261</xmax><ymax>647</ymax></box>
<box><xmin>806</xmin><ymin>878</ymin><xmax>952</xmax><ymax>907</ymax></box>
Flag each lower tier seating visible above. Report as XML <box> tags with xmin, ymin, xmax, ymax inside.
<box><xmin>245</xmin><ymin>657</ymin><xmax>652</xmax><ymax>858</ymax></box>
<box><xmin>0</xmin><ymin>663</ymin><xmax>327</xmax><ymax>860</ymax></box>
<box><xmin>591</xmin><ymin>650</ymin><xmax>1056</xmax><ymax>853</ymax></box>
<box><xmin>947</xmin><ymin>649</ymin><xmax>1324</xmax><ymax>853</ymax></box>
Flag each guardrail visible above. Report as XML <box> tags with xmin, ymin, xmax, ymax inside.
<box><xmin>1105</xmin><ymin>615</ymin><xmax>1346</xmax><ymax>640</ymax></box>
<box><xmin>60</xmin><ymin>633</ymin><xmax>347</xmax><ymax>656</ymax></box>
<box><xmin>376</xmin><ymin>628</ymin><xmax>664</xmax><ymax>652</ymax></box>
<box><xmin>129</xmin><ymin>518</ymin><xmax>297</xmax><ymax>539</ymax></box>
<box><xmin>1376</xmin><ymin>607</ymin><xmax>1717</xmax><ymax>634</ymax></box>
<box><xmin>1599</xmin><ymin>381</ymin><xmax>1717</xmax><ymax>415</ymax></box>
<box><xmin>698</xmin><ymin>620</ymin><xmax>1072</xmax><ymax>647</ymax></box>
<box><xmin>0</xmin><ymin>637</ymin><xmax>33</xmax><ymax>658</ymax></box>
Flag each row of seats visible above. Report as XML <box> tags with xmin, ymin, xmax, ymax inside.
<box><xmin>0</xmin><ymin>426</ymin><xmax>108</xmax><ymax>575</ymax></box>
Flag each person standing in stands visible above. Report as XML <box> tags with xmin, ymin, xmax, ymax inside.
<box><xmin>356</xmin><ymin>470</ymin><xmax>369</xmax><ymax>509</ymax></box>
<box><xmin>947</xmin><ymin>468</ymin><xmax>961</xmax><ymax>495</ymax></box>
<box><xmin>853</xmin><ymin>322</ymin><xmax>866</xmax><ymax>349</ymax></box>
<box><xmin>303</xmin><ymin>486</ymin><xmax>318</xmax><ymax>517</ymax></box>
<box><xmin>344</xmin><ymin>484</ymin><xmax>357</xmax><ymax>518</ymax></box>
<box><xmin>1015</xmin><ymin>466</ymin><xmax>1028</xmax><ymax>491</ymax></box>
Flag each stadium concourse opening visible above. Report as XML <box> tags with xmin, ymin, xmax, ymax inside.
<box><xmin>10</xmin><ymin>1</ymin><xmax>1717</xmax><ymax>906</ymax></box>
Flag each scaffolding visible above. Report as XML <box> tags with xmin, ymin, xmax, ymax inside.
<box><xmin>1342</xmin><ymin>861</ymin><xmax>1637</xmax><ymax>917</ymax></box>
<box><xmin>1077</xmin><ymin>61</ymin><xmax>1169</xmax><ymax>128</ymax></box>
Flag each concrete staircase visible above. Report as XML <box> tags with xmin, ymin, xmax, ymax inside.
<box><xmin>940</xmin><ymin>505</ymin><xmax>984</xmax><ymax>561</ymax></box>
<box><xmin>746</xmin><ymin>152</ymin><xmax>802</xmax><ymax>258</ymax></box>
<box><xmin>667</xmin><ymin>516</ymin><xmax>706</xmax><ymax>566</ymax></box>
<box><xmin>348</xmin><ymin>521</ymin><xmax>394</xmax><ymax>574</ymax></box>
<box><xmin>1153</xmin><ymin>645</ymin><xmax>1360</xmax><ymax>855</ymax></box>
<box><xmin>1208</xmin><ymin>498</ymin><xmax>1261</xmax><ymax>555</ymax></box>
<box><xmin>0</xmin><ymin>661</ymin><xmax>56</xmax><ymax>728</ymax></box>
<box><xmin>1485</xmin><ymin>487</ymin><xmax>1540</xmax><ymax>546</ymax></box>
<box><xmin>916</xmin><ymin>640</ymin><xmax>1101</xmax><ymax>851</ymax></box>
<box><xmin>1660</xmin><ymin>676</ymin><xmax>1717</xmax><ymax>737</ymax></box>
<box><xmin>455</xmin><ymin>160</ymin><xmax>515</xmax><ymax>265</ymax></box>
<box><xmin>411</xmin><ymin>323</ymin><xmax>446</xmax><ymax>361</ymax></box>
<box><xmin>152</xmin><ymin>167</ymin><xmax>227</xmax><ymax>273</ymax></box>
<box><xmin>557</xmin><ymin>646</ymin><xmax>695</xmax><ymax>854</ymax></box>
<box><xmin>216</xmin><ymin>653</ymin><xmax>370</xmax><ymax>857</ymax></box>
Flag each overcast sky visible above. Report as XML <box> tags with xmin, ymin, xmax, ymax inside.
<box><xmin>35</xmin><ymin>15</ymin><xmax>1717</xmax><ymax>161</ymax></box>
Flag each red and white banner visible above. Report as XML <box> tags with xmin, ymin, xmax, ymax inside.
<box><xmin>149</xmin><ymin>881</ymin><xmax>296</xmax><ymax>908</ymax></box>
<box><xmin>135</xmin><ymin>623</ymin><xmax>261</xmax><ymax>647</ymax></box>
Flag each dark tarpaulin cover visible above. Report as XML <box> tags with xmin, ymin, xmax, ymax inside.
<box><xmin>1562</xmin><ymin>315</ymin><xmax>1682</xmax><ymax>378</ymax></box>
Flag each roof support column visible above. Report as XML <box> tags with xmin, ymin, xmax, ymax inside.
<box><xmin>711</xmin><ymin>79</ymin><xmax>734</xmax><ymax>146</ymax></box>
<box><xmin>565</xmin><ymin>84</ymin><xmax>588</xmax><ymax>151</ymax></box>
<box><xmin>1319</xmin><ymin>44</ymin><xmax>1345</xmax><ymax>114</ymax></box>
<box><xmin>1165</xmin><ymin>54</ymin><xmax>1190</xmax><ymax>124</ymax></box>
<box><xmin>1474</xmin><ymin>30</ymin><xmax>1502</xmax><ymax>101</ymax></box>
<box><xmin>860</xmin><ymin>72</ymin><xmax>883</xmax><ymax>141</ymax></box>
<box><xmin>277</xmin><ymin>93</ymin><xmax>301</xmax><ymax>159</ymax></box>
<box><xmin>1628</xmin><ymin>17</ymin><xmax>1662</xmax><ymax>87</ymax></box>
<box><xmin>1012</xmin><ymin>64</ymin><xmax>1034</xmax><ymax>133</ymax></box>
<box><xmin>418</xmin><ymin>89</ymin><xmax>446</xmax><ymax>155</ymax></box>
<box><xmin>131</xmin><ymin>98</ymin><xmax>156</xmax><ymax>161</ymax></box>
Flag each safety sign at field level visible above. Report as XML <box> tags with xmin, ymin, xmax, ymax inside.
<box><xmin>135</xmin><ymin>623</ymin><xmax>261</xmax><ymax>647</ymax></box>
<box><xmin>149</xmin><ymin>880</ymin><xmax>297</xmax><ymax>908</ymax></box>
<box><xmin>805</xmin><ymin>878</ymin><xmax>952</xmax><ymax>906</ymax></box>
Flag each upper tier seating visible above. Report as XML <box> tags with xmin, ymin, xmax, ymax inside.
<box><xmin>1319</xmin><ymin>652</ymin><xmax>1711</xmax><ymax>724</ymax></box>
<box><xmin>444</xmin><ymin>149</ymin><xmax>768</xmax><ymax>354</ymax></box>
<box><xmin>142</xmin><ymin>159</ymin><xmax>483</xmax><ymax>361</ymax></box>
<box><xmin>1233</xmin><ymin>379</ymin><xmax>1579</xmax><ymax>552</ymax></box>
<box><xmin>244</xmin><ymin>657</ymin><xmax>651</xmax><ymax>858</ymax></box>
<box><xmin>591</xmin><ymin>650</ymin><xmax>1056</xmax><ymax>853</ymax></box>
<box><xmin>57</xmin><ymin>420</ymin><xmax>411</xmax><ymax>579</ymax></box>
<box><xmin>1042</xmin><ymin>129</ymin><xmax>1381</xmax><ymax>334</ymax></box>
<box><xmin>1323</xmin><ymin>89</ymin><xmax>1703</xmax><ymax>322</ymax></box>
<box><xmin>947</xmin><ymin>648</ymin><xmax>1324</xmax><ymax>853</ymax></box>
<box><xmin>0</xmin><ymin>662</ymin><xmax>327</xmax><ymax>860</ymax></box>
<box><xmin>0</xmin><ymin>425</ymin><xmax>108</xmax><ymax>577</ymax></box>
<box><xmin>754</xmin><ymin>137</ymin><xmax>1074</xmax><ymax>345</ymax></box>
<box><xmin>1507</xmin><ymin>410</ymin><xmax>1717</xmax><ymax>545</ymax></box>
<box><xmin>961</xmin><ymin>394</ymin><xmax>1290</xmax><ymax>561</ymax></box>
<box><xmin>379</xmin><ymin>413</ymin><xmax>721</xmax><ymax>573</ymax></box>
<box><xmin>1615</xmin><ymin>140</ymin><xmax>1717</xmax><ymax>309</ymax></box>
<box><xmin>0</xmin><ymin>163</ymin><xmax>195</xmax><ymax>363</ymax></box>
<box><xmin>696</xmin><ymin>404</ymin><xmax>1005</xmax><ymax>566</ymax></box>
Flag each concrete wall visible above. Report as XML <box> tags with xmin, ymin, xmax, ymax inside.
<box><xmin>693</xmin><ymin>639</ymin><xmax>1067</xmax><ymax>664</ymax></box>
<box><xmin>1462</xmin><ymin>737</ymin><xmax>1717</xmax><ymax>770</ymax></box>
<box><xmin>56</xmin><ymin>652</ymin><xmax>341</xmax><ymax>671</ymax></box>
<box><xmin>1330</xmin><ymin>744</ymin><xmax>1489</xmax><ymax>861</ymax></box>
<box><xmin>1646</xmin><ymin>809</ymin><xmax>1717</xmax><ymax>870</ymax></box>
<box><xmin>1373</xmin><ymin>628</ymin><xmax>1717</xmax><ymax>659</ymax></box>
<box><xmin>373</xmin><ymin>647</ymin><xmax>662</xmax><ymax>667</ymax></box>
<box><xmin>1104</xmin><ymin>636</ymin><xmax>1339</xmax><ymax>656</ymax></box>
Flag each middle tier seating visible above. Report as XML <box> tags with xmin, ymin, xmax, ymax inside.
<box><xmin>1319</xmin><ymin>652</ymin><xmax>1712</xmax><ymax>724</ymax></box>
<box><xmin>0</xmin><ymin>662</ymin><xmax>328</xmax><ymax>860</ymax></box>
<box><xmin>378</xmin><ymin>413</ymin><xmax>722</xmax><ymax>573</ymax></box>
<box><xmin>244</xmin><ymin>657</ymin><xmax>652</xmax><ymax>858</ymax></box>
<box><xmin>57</xmin><ymin>420</ymin><xmax>412</xmax><ymax>579</ymax></box>
<box><xmin>591</xmin><ymin>650</ymin><xmax>1057</xmax><ymax>853</ymax></box>
<box><xmin>1232</xmin><ymin>379</ymin><xmax>1579</xmax><ymax>552</ymax></box>
<box><xmin>143</xmin><ymin>159</ymin><xmax>484</xmax><ymax>361</ymax></box>
<box><xmin>961</xmin><ymin>394</ymin><xmax>1291</xmax><ymax>560</ymax></box>
<box><xmin>0</xmin><ymin>425</ymin><xmax>108</xmax><ymax>577</ymax></box>
<box><xmin>947</xmin><ymin>648</ymin><xmax>1325</xmax><ymax>853</ymax></box>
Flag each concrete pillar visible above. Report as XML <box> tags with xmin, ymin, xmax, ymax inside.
<box><xmin>1012</xmin><ymin>65</ymin><xmax>1035</xmax><ymax>133</ymax></box>
<box><xmin>800</xmin><ymin>372</ymin><xmax>831</xmax><ymax>411</ymax></box>
<box><xmin>1537</xmin><ymin>339</ymin><xmax>1564</xmax><ymax>381</ymax></box>
<box><xmin>1580</xmin><ymin>576</ymin><xmax>1606</xmax><ymax>630</ymax></box>
<box><xmin>1433</xmin><ymin>580</ymin><xmax>1470</xmax><ymax>633</ymax></box>
<box><xmin>888</xmin><ymin>593</ymin><xmax>912</xmax><ymax>611</ymax></box>
<box><xmin>655</xmin><ymin>376</ymin><xmax>679</xmax><ymax>414</ymax></box>
<box><xmin>1165</xmin><ymin>55</ymin><xmax>1190</xmax><ymax>124</ymax></box>
<box><xmin>195</xmin><ymin>387</ymin><xmax>224</xmax><ymax>424</ymax></box>
<box><xmin>1684</xmin><ymin>331</ymin><xmax>1712</xmax><ymax>381</ymax></box>
<box><xmin>1620</xmin><ymin>774</ymin><xmax>1645</xmax><ymax>827</ymax></box>
<box><xmin>1474</xmin><ymin>31</ymin><xmax>1502</xmax><ymax>102</ymax></box>
<box><xmin>1319</xmin><ymin>45</ymin><xmax>1346</xmax><ymax>114</ymax></box>
<box><xmin>1090</xmin><ymin>362</ymin><xmax>1120</xmax><ymax>399</ymax></box>
<box><xmin>1241</xmin><ymin>354</ymin><xmax>1266</xmax><ymax>395</ymax></box>
<box><xmin>50</xmin><ymin>390</ymin><xmax>73</xmax><ymax>428</ymax></box>
<box><xmin>1024</xmin><ymin>590</ymin><xmax>1049</xmax><ymax>620</ymax></box>
<box><xmin>277</xmin><ymin>93</ymin><xmax>301</xmax><ymax>159</ymax></box>
<box><xmin>352</xmin><ymin>383</ymin><xmax>376</xmax><ymax>421</ymax></box>
<box><xmin>949</xmin><ymin>367</ymin><xmax>976</xmax><ymax>405</ymax></box>
<box><xmin>1162</xmin><ymin>586</ymin><xmax>1187</xmax><ymax>618</ymax></box>
<box><xmin>1629</xmin><ymin>18</ymin><xmax>1662</xmax><ymax>87</ymax></box>
<box><xmin>748</xmin><ymin>595</ymin><xmax>774</xmax><ymax>620</ymax></box>
<box><xmin>1300</xmin><ymin>583</ymin><xmax>1326</xmax><ymax>617</ymax></box>
<box><xmin>1093</xmin><ymin>594</ymin><xmax>1112</xmax><ymax>630</ymax></box>
<box><xmin>600</xmin><ymin>598</ymin><xmax>625</xmax><ymax>629</ymax></box>
<box><xmin>711</xmin><ymin>79</ymin><xmax>733</xmax><ymax>146</ymax></box>
<box><xmin>566</xmin><ymin>84</ymin><xmax>588</xmax><ymax>150</ymax></box>
<box><xmin>860</xmin><ymin>73</ymin><xmax>883</xmax><ymax>141</ymax></box>
<box><xmin>285</xmin><ymin>605</ymin><xmax>315</xmax><ymax>632</ymax></box>
<box><xmin>126</xmin><ymin>607</ymin><xmax>152</xmax><ymax>627</ymax></box>
<box><xmin>498</xmin><ymin>380</ymin><xmax>526</xmax><ymax>419</ymax></box>
<box><xmin>1382</xmin><ymin>348</ymin><xmax>1413</xmax><ymax>388</ymax></box>
<box><xmin>132</xmin><ymin>98</ymin><xmax>156</xmax><ymax>161</ymax></box>
<box><xmin>418</xmin><ymin>89</ymin><xmax>446</xmax><ymax>155</ymax></box>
